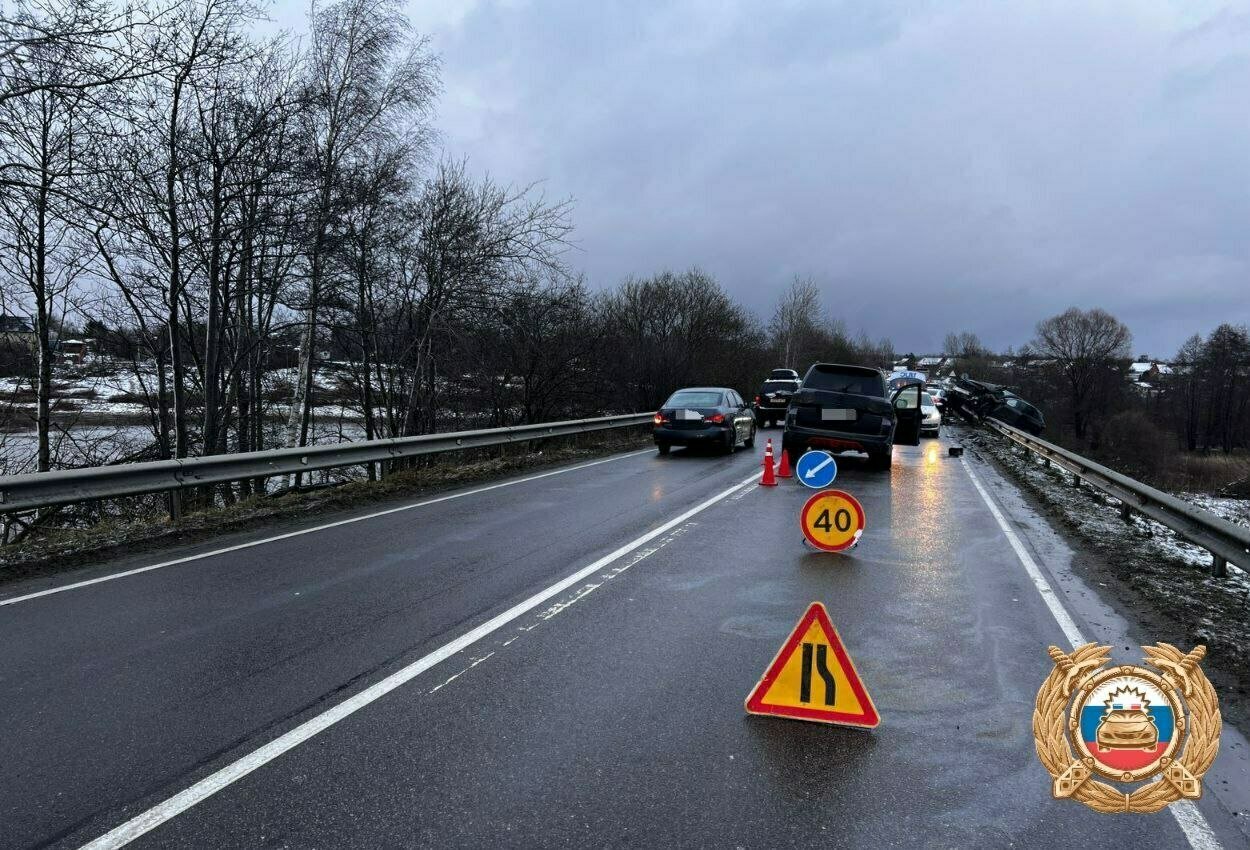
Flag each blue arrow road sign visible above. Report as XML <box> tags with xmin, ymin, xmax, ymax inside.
<box><xmin>796</xmin><ymin>450</ymin><xmax>837</xmax><ymax>489</ymax></box>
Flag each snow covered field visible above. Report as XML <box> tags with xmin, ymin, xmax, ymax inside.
<box><xmin>0</xmin><ymin>364</ymin><xmax>370</xmax><ymax>420</ymax></box>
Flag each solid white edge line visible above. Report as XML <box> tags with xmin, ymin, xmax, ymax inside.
<box><xmin>959</xmin><ymin>457</ymin><xmax>1083</xmax><ymax>647</ymax></box>
<box><xmin>960</xmin><ymin>456</ymin><xmax>1222</xmax><ymax>850</ymax></box>
<box><xmin>76</xmin><ymin>471</ymin><xmax>760</xmax><ymax>849</ymax></box>
<box><xmin>1</xmin><ymin>448</ymin><xmax>654</xmax><ymax>608</ymax></box>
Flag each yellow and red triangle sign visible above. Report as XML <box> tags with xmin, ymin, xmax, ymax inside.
<box><xmin>744</xmin><ymin>601</ymin><xmax>880</xmax><ymax>728</ymax></box>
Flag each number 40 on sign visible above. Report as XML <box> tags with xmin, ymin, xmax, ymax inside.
<box><xmin>800</xmin><ymin>489</ymin><xmax>865</xmax><ymax>552</ymax></box>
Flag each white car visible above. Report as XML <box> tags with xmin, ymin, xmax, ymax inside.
<box><xmin>921</xmin><ymin>391</ymin><xmax>941</xmax><ymax>436</ymax></box>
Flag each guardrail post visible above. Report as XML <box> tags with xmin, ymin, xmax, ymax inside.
<box><xmin>1119</xmin><ymin>502</ymin><xmax>1132</xmax><ymax>522</ymax></box>
<box><xmin>1211</xmin><ymin>554</ymin><xmax>1227</xmax><ymax>579</ymax></box>
<box><xmin>1072</xmin><ymin>473</ymin><xmax>1081</xmax><ymax>488</ymax></box>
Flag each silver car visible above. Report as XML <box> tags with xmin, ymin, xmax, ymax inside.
<box><xmin>921</xmin><ymin>391</ymin><xmax>942</xmax><ymax>436</ymax></box>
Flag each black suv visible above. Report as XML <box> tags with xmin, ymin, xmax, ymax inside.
<box><xmin>753</xmin><ymin>376</ymin><xmax>800</xmax><ymax>427</ymax></box>
<box><xmin>782</xmin><ymin>363</ymin><xmax>923</xmax><ymax>470</ymax></box>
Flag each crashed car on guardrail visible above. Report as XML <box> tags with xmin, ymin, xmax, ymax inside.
<box><xmin>945</xmin><ymin>375</ymin><xmax>1046</xmax><ymax>435</ymax></box>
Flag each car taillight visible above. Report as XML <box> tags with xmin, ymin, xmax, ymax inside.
<box><xmin>754</xmin><ymin>395</ymin><xmax>760</xmax><ymax>403</ymax></box>
<box><xmin>706</xmin><ymin>413</ymin><xmax>726</xmax><ymax>424</ymax></box>
<box><xmin>653</xmin><ymin>413</ymin><xmax>666</xmax><ymax>425</ymax></box>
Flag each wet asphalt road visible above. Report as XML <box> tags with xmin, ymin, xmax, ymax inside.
<box><xmin>0</xmin><ymin>434</ymin><xmax>1243</xmax><ymax>848</ymax></box>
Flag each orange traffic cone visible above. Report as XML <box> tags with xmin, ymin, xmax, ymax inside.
<box><xmin>777</xmin><ymin>448</ymin><xmax>792</xmax><ymax>478</ymax></box>
<box><xmin>760</xmin><ymin>439</ymin><xmax>778</xmax><ymax>487</ymax></box>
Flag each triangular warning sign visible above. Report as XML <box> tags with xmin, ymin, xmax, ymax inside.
<box><xmin>744</xmin><ymin>602</ymin><xmax>879</xmax><ymax>728</ymax></box>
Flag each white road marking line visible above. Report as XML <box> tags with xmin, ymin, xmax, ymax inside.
<box><xmin>960</xmin><ymin>457</ymin><xmax>1082</xmax><ymax>646</ymax></box>
<box><xmin>961</xmin><ymin>456</ymin><xmax>1222</xmax><ymax>850</ymax></box>
<box><xmin>0</xmin><ymin>449</ymin><xmax>654</xmax><ymax>608</ymax></box>
<box><xmin>75</xmin><ymin>472</ymin><xmax>759</xmax><ymax>850</ymax></box>
<box><xmin>425</xmin><ymin>521</ymin><xmax>695</xmax><ymax>695</ymax></box>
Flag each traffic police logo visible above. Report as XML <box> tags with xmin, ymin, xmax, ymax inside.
<box><xmin>1033</xmin><ymin>642</ymin><xmax>1221</xmax><ymax>814</ymax></box>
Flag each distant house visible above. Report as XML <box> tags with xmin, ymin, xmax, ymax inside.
<box><xmin>1128</xmin><ymin>361</ymin><xmax>1173</xmax><ymax>383</ymax></box>
<box><xmin>58</xmin><ymin>338</ymin><xmax>97</xmax><ymax>365</ymax></box>
<box><xmin>917</xmin><ymin>356</ymin><xmax>946</xmax><ymax>370</ymax></box>
<box><xmin>0</xmin><ymin>314</ymin><xmax>36</xmax><ymax>350</ymax></box>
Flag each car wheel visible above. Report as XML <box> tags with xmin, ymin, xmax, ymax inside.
<box><xmin>744</xmin><ymin>426</ymin><xmax>756</xmax><ymax>449</ymax></box>
<box><xmin>869</xmin><ymin>449</ymin><xmax>893</xmax><ymax>471</ymax></box>
<box><xmin>724</xmin><ymin>431</ymin><xmax>736</xmax><ymax>454</ymax></box>
<box><xmin>656</xmin><ymin>442</ymin><xmax>671</xmax><ymax>455</ymax></box>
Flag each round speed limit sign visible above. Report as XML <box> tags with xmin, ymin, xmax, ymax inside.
<box><xmin>800</xmin><ymin>490</ymin><xmax>865</xmax><ymax>552</ymax></box>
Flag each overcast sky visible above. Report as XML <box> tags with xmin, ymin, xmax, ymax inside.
<box><xmin>278</xmin><ymin>1</ymin><xmax>1250</xmax><ymax>357</ymax></box>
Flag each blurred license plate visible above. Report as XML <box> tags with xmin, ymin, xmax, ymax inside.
<box><xmin>822</xmin><ymin>408</ymin><xmax>857</xmax><ymax>421</ymax></box>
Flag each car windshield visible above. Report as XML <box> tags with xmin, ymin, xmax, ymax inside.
<box><xmin>922</xmin><ymin>392</ymin><xmax>934</xmax><ymax>406</ymax></box>
<box><xmin>805</xmin><ymin>367</ymin><xmax>885</xmax><ymax>396</ymax></box>
<box><xmin>665</xmin><ymin>391</ymin><xmax>724</xmax><ymax>407</ymax></box>
<box><xmin>1007</xmin><ymin>398</ymin><xmax>1038</xmax><ymax>416</ymax></box>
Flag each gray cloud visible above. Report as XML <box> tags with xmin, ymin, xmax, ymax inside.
<box><xmin>284</xmin><ymin>0</ymin><xmax>1250</xmax><ymax>356</ymax></box>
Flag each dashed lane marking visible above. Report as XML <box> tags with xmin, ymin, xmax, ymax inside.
<box><xmin>74</xmin><ymin>471</ymin><xmax>760</xmax><ymax>849</ymax></box>
<box><xmin>426</xmin><ymin>520</ymin><xmax>698</xmax><ymax>694</ymax></box>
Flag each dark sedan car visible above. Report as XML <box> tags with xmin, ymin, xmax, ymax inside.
<box><xmin>782</xmin><ymin>363</ymin><xmax>922</xmax><ymax>470</ymax></box>
<box><xmin>992</xmin><ymin>395</ymin><xmax>1045</xmax><ymax>435</ymax></box>
<box><xmin>753</xmin><ymin>377</ymin><xmax>800</xmax><ymax>427</ymax></box>
<box><xmin>654</xmin><ymin>387</ymin><xmax>757</xmax><ymax>455</ymax></box>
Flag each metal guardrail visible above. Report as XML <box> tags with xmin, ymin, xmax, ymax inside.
<box><xmin>0</xmin><ymin>413</ymin><xmax>654</xmax><ymax>514</ymax></box>
<box><xmin>986</xmin><ymin>418</ymin><xmax>1249</xmax><ymax>578</ymax></box>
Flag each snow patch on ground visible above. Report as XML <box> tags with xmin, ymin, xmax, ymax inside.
<box><xmin>963</xmin><ymin>427</ymin><xmax>1250</xmax><ymax>681</ymax></box>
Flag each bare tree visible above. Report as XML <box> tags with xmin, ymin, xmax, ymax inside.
<box><xmin>283</xmin><ymin>0</ymin><xmax>439</xmax><ymax>461</ymax></box>
<box><xmin>0</xmin><ymin>1</ymin><xmax>171</xmax><ymax>150</ymax></box>
<box><xmin>601</xmin><ymin>268</ymin><xmax>758</xmax><ymax>410</ymax></box>
<box><xmin>943</xmin><ymin>331</ymin><xmax>987</xmax><ymax>360</ymax></box>
<box><xmin>1032</xmin><ymin>307</ymin><xmax>1131</xmax><ymax>438</ymax></box>
<box><xmin>768</xmin><ymin>276</ymin><xmax>820</xmax><ymax>369</ymax></box>
<box><xmin>395</xmin><ymin>159</ymin><xmax>572</xmax><ymax>436</ymax></box>
<box><xmin>470</xmin><ymin>276</ymin><xmax>600</xmax><ymax>425</ymax></box>
<box><xmin>0</xmin><ymin>5</ymin><xmax>102</xmax><ymax>471</ymax></box>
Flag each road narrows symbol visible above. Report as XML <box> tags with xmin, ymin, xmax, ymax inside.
<box><xmin>799</xmin><ymin>643</ymin><xmax>837</xmax><ymax>706</ymax></box>
<box><xmin>745</xmin><ymin>602</ymin><xmax>879</xmax><ymax>728</ymax></box>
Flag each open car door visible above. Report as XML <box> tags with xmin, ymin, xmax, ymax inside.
<box><xmin>890</xmin><ymin>382</ymin><xmax>923</xmax><ymax>446</ymax></box>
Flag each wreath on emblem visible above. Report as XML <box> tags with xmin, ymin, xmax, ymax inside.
<box><xmin>1033</xmin><ymin>642</ymin><xmax>1221</xmax><ymax>814</ymax></box>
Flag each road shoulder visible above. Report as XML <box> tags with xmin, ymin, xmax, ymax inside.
<box><xmin>958</xmin><ymin>427</ymin><xmax>1250</xmax><ymax>843</ymax></box>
